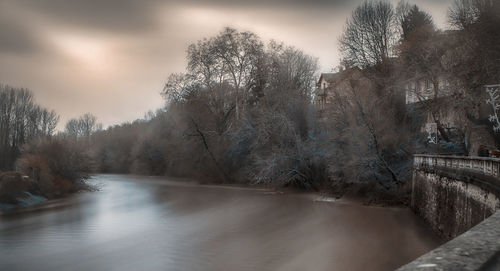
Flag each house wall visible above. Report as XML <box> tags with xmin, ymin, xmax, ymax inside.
<box><xmin>405</xmin><ymin>77</ymin><xmax>451</xmax><ymax>105</ymax></box>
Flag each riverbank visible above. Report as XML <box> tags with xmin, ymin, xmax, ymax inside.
<box><xmin>0</xmin><ymin>171</ymin><xmax>92</xmax><ymax>211</ymax></box>
<box><xmin>317</xmin><ymin>181</ymin><xmax>412</xmax><ymax>207</ymax></box>
<box><xmin>0</xmin><ymin>172</ymin><xmax>45</xmax><ymax>209</ymax></box>
<box><xmin>95</xmin><ymin>172</ymin><xmax>415</xmax><ymax>208</ymax></box>
<box><xmin>143</xmin><ymin>173</ymin><xmax>410</xmax><ymax>207</ymax></box>
<box><xmin>186</xmin><ymin>171</ymin><xmax>413</xmax><ymax>207</ymax></box>
<box><xmin>0</xmin><ymin>169</ymin><xmax>414</xmax><ymax>214</ymax></box>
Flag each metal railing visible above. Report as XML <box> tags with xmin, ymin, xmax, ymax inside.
<box><xmin>414</xmin><ymin>154</ymin><xmax>500</xmax><ymax>179</ymax></box>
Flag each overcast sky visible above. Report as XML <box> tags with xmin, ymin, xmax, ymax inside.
<box><xmin>0</xmin><ymin>0</ymin><xmax>453</xmax><ymax>129</ymax></box>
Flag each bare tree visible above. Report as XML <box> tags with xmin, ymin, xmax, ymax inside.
<box><xmin>65</xmin><ymin>119</ymin><xmax>81</xmax><ymax>138</ymax></box>
<box><xmin>0</xmin><ymin>85</ymin><xmax>59</xmax><ymax>170</ymax></box>
<box><xmin>446</xmin><ymin>0</ymin><xmax>500</xmax><ymax>89</ymax></box>
<box><xmin>339</xmin><ymin>0</ymin><xmax>397</xmax><ymax>67</ymax></box>
<box><xmin>158</xmin><ymin>28</ymin><xmax>322</xmax><ymax>185</ymax></box>
<box><xmin>187</xmin><ymin>39</ymin><xmax>224</xmax><ymax>88</ymax></box>
<box><xmin>162</xmin><ymin>73</ymin><xmax>198</xmax><ymax>104</ymax></box>
<box><xmin>448</xmin><ymin>0</ymin><xmax>495</xmax><ymax>30</ymax></box>
<box><xmin>65</xmin><ymin>113</ymin><xmax>101</xmax><ymax>145</ymax></box>
<box><xmin>266</xmin><ymin>41</ymin><xmax>319</xmax><ymax>99</ymax></box>
<box><xmin>40</xmin><ymin>109</ymin><xmax>59</xmax><ymax>136</ymax></box>
<box><xmin>79</xmin><ymin>113</ymin><xmax>99</xmax><ymax>142</ymax></box>
<box><xmin>324</xmin><ymin>70</ymin><xmax>408</xmax><ymax>189</ymax></box>
<box><xmin>186</xmin><ymin>27</ymin><xmax>264</xmax><ymax>119</ymax></box>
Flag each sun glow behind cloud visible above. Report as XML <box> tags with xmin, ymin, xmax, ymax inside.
<box><xmin>51</xmin><ymin>34</ymin><xmax>111</xmax><ymax>73</ymax></box>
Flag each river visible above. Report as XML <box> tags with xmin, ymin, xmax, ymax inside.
<box><xmin>0</xmin><ymin>174</ymin><xmax>441</xmax><ymax>270</ymax></box>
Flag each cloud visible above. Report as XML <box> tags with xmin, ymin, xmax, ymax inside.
<box><xmin>10</xmin><ymin>0</ymin><xmax>162</xmax><ymax>33</ymax></box>
<box><xmin>0</xmin><ymin>9</ymin><xmax>47</xmax><ymax>55</ymax></box>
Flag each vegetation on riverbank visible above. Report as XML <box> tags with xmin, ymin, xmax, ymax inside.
<box><xmin>0</xmin><ymin>86</ymin><xmax>94</xmax><ymax>208</ymax></box>
<box><xmin>0</xmin><ymin>138</ymin><xmax>92</xmax><ymax>208</ymax></box>
<box><xmin>16</xmin><ymin>138</ymin><xmax>92</xmax><ymax>196</ymax></box>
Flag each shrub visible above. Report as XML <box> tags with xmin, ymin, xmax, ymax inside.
<box><xmin>16</xmin><ymin>137</ymin><xmax>91</xmax><ymax>198</ymax></box>
<box><xmin>15</xmin><ymin>154</ymin><xmax>53</xmax><ymax>196</ymax></box>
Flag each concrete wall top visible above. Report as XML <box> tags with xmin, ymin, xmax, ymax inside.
<box><xmin>414</xmin><ymin>154</ymin><xmax>500</xmax><ymax>163</ymax></box>
<box><xmin>397</xmin><ymin>211</ymin><xmax>500</xmax><ymax>270</ymax></box>
<box><xmin>414</xmin><ymin>155</ymin><xmax>500</xmax><ymax>185</ymax></box>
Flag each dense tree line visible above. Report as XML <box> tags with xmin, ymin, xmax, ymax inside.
<box><xmin>90</xmin><ymin>29</ymin><xmax>326</xmax><ymax>189</ymax></box>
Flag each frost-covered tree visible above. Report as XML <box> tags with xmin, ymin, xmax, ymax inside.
<box><xmin>486</xmin><ymin>85</ymin><xmax>500</xmax><ymax>132</ymax></box>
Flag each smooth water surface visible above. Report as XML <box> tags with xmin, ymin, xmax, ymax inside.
<box><xmin>0</xmin><ymin>174</ymin><xmax>441</xmax><ymax>270</ymax></box>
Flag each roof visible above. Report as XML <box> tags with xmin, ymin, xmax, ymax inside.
<box><xmin>316</xmin><ymin>67</ymin><xmax>364</xmax><ymax>87</ymax></box>
<box><xmin>317</xmin><ymin>73</ymin><xmax>340</xmax><ymax>86</ymax></box>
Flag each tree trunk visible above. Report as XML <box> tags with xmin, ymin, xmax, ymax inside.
<box><xmin>190</xmin><ymin>118</ymin><xmax>231</xmax><ymax>182</ymax></box>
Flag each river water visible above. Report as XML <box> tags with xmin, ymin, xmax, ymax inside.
<box><xmin>0</xmin><ymin>174</ymin><xmax>441</xmax><ymax>270</ymax></box>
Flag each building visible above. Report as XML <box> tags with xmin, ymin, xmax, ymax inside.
<box><xmin>314</xmin><ymin>72</ymin><xmax>340</xmax><ymax>110</ymax></box>
<box><xmin>313</xmin><ymin>67</ymin><xmax>369</xmax><ymax>112</ymax></box>
<box><xmin>404</xmin><ymin>76</ymin><xmax>452</xmax><ymax>105</ymax></box>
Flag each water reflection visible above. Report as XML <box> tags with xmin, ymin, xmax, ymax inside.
<box><xmin>0</xmin><ymin>174</ymin><xmax>441</xmax><ymax>270</ymax></box>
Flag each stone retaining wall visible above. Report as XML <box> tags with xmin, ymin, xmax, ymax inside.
<box><xmin>400</xmin><ymin>155</ymin><xmax>500</xmax><ymax>270</ymax></box>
